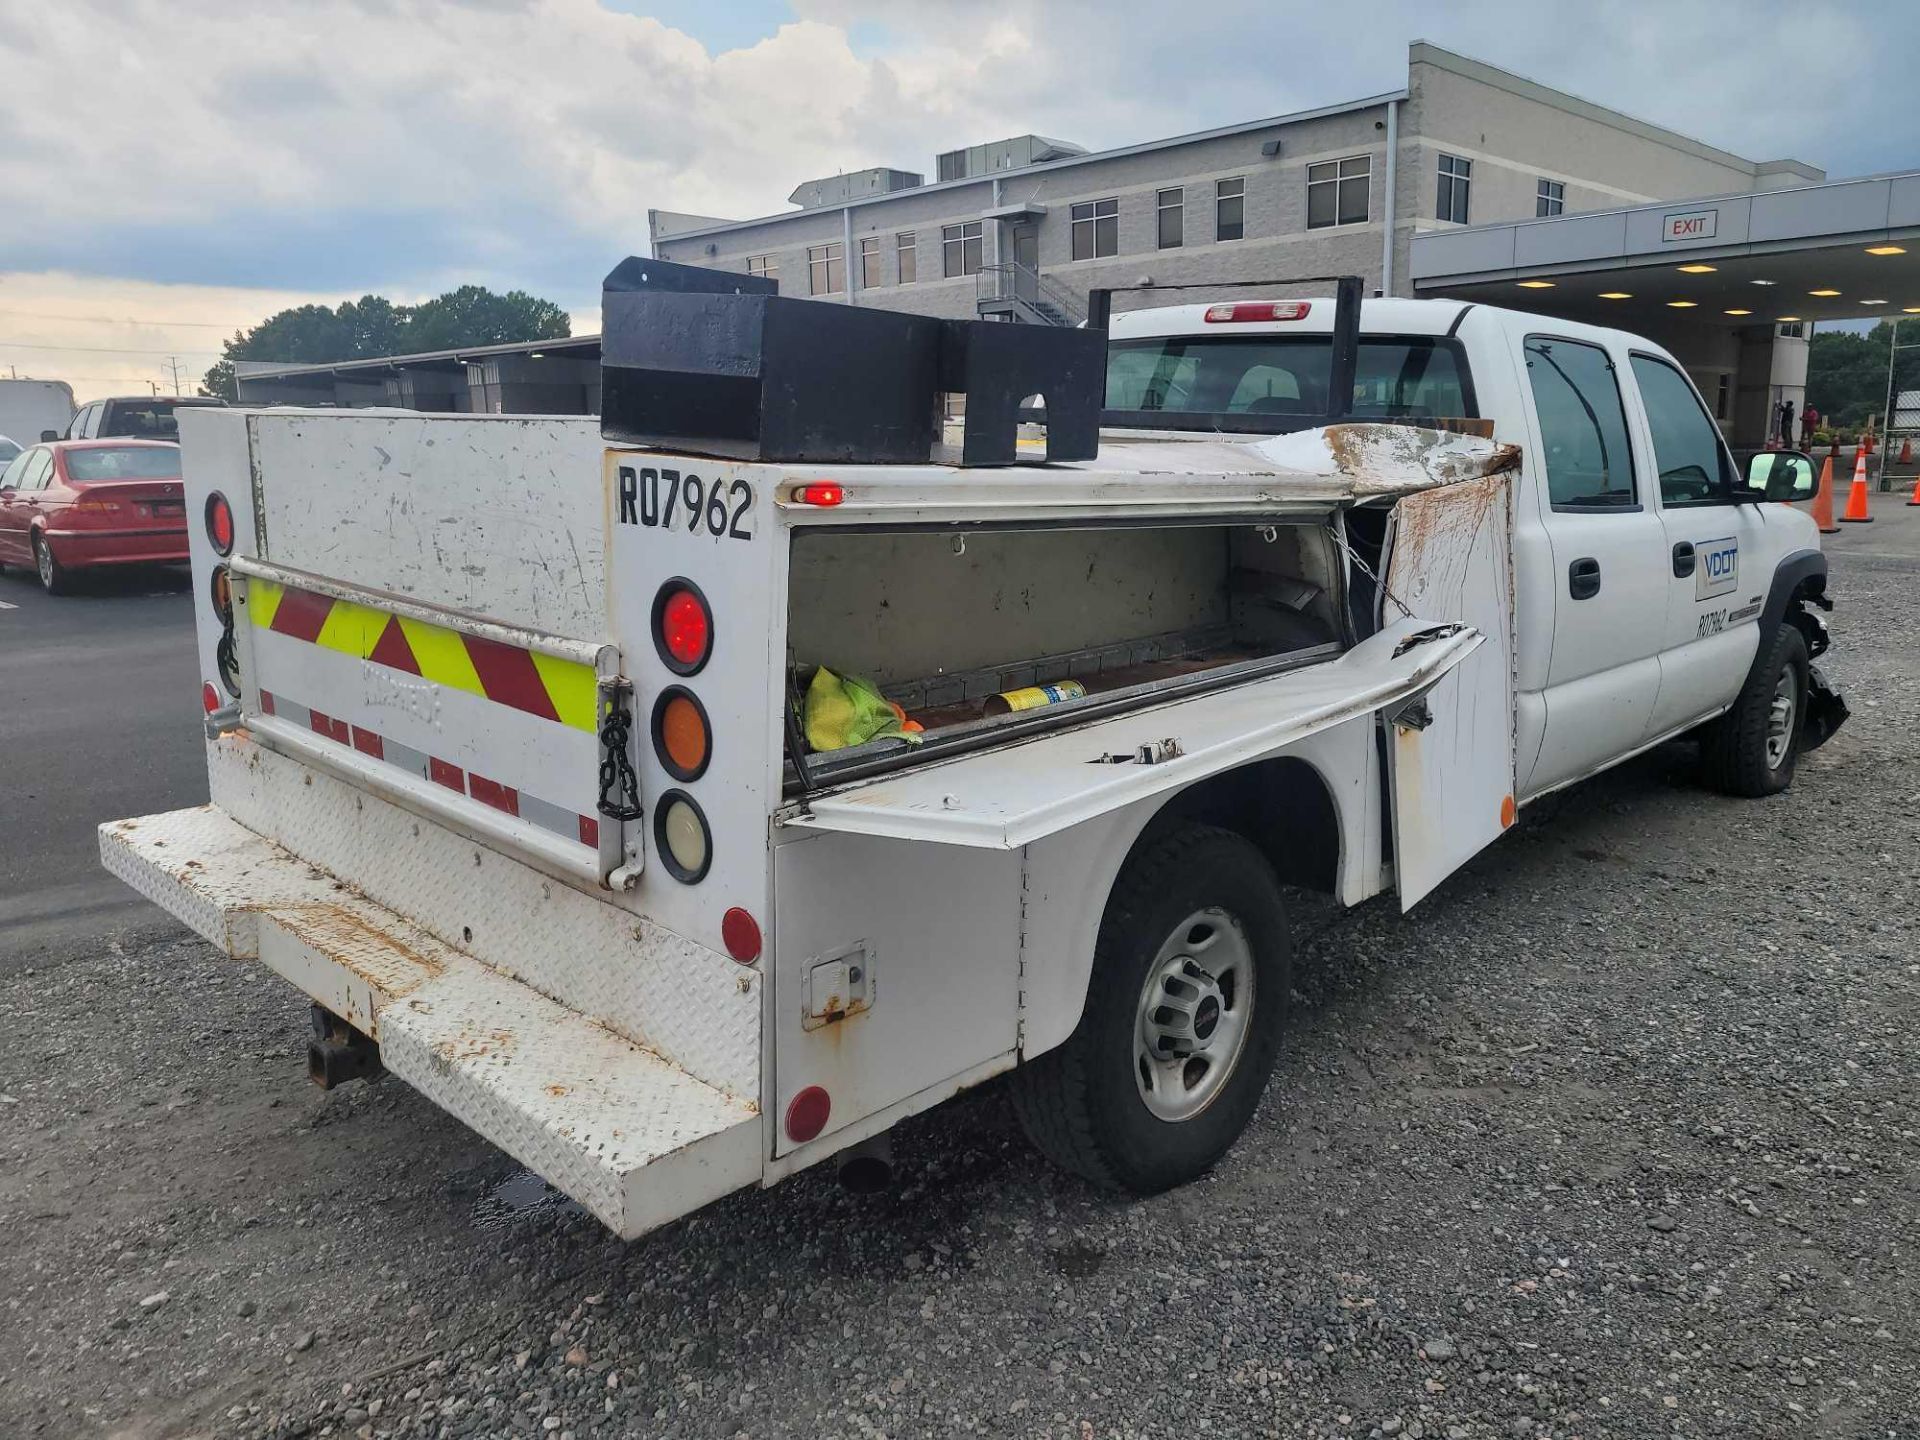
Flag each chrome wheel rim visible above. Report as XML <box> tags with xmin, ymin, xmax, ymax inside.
<box><xmin>1765</xmin><ymin>669</ymin><xmax>1797</xmax><ymax>769</ymax></box>
<box><xmin>35</xmin><ymin>539</ymin><xmax>52</xmax><ymax>588</ymax></box>
<box><xmin>1134</xmin><ymin>907</ymin><xmax>1255</xmax><ymax>1122</ymax></box>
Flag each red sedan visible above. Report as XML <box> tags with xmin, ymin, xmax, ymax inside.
<box><xmin>0</xmin><ymin>439</ymin><xmax>185</xmax><ymax>593</ymax></box>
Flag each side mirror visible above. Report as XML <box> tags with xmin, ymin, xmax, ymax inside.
<box><xmin>40</xmin><ymin>429</ymin><xmax>59</xmax><ymax>442</ymax></box>
<box><xmin>1745</xmin><ymin>449</ymin><xmax>1816</xmax><ymax>503</ymax></box>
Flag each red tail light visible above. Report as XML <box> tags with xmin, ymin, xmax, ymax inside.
<box><xmin>70</xmin><ymin>495</ymin><xmax>123</xmax><ymax>515</ymax></box>
<box><xmin>785</xmin><ymin>1086</ymin><xmax>831</xmax><ymax>1144</ymax></box>
<box><xmin>652</xmin><ymin>579</ymin><xmax>712</xmax><ymax>676</ymax></box>
<box><xmin>205</xmin><ymin>492</ymin><xmax>235</xmax><ymax>555</ymax></box>
<box><xmin>1204</xmin><ymin>301</ymin><xmax>1312</xmax><ymax>323</ymax></box>
<box><xmin>721</xmin><ymin>908</ymin><xmax>761</xmax><ymax>963</ymax></box>
<box><xmin>202</xmin><ymin>682</ymin><xmax>220</xmax><ymax>714</ymax></box>
<box><xmin>793</xmin><ymin>481</ymin><xmax>844</xmax><ymax>506</ymax></box>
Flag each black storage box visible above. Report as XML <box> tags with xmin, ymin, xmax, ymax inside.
<box><xmin>599</xmin><ymin>255</ymin><xmax>1102</xmax><ymax>468</ymax></box>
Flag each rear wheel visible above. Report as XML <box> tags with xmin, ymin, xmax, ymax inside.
<box><xmin>1011</xmin><ymin>823</ymin><xmax>1289</xmax><ymax>1193</ymax></box>
<box><xmin>32</xmin><ymin>532</ymin><xmax>71</xmax><ymax>596</ymax></box>
<box><xmin>1699</xmin><ymin>623</ymin><xmax>1807</xmax><ymax>797</ymax></box>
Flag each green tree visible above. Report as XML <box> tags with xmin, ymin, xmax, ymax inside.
<box><xmin>1807</xmin><ymin>320</ymin><xmax>1920</xmax><ymax>433</ymax></box>
<box><xmin>202</xmin><ymin>287</ymin><xmax>570</xmax><ymax>399</ymax></box>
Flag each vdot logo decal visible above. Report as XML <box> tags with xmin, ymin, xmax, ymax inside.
<box><xmin>1696</xmin><ymin>537</ymin><xmax>1738</xmax><ymax>599</ymax></box>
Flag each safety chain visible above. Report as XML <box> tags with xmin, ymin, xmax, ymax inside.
<box><xmin>597</xmin><ymin>681</ymin><xmax>644</xmax><ymax>822</ymax></box>
<box><xmin>1331</xmin><ymin>520</ymin><xmax>1413</xmax><ymax>621</ymax></box>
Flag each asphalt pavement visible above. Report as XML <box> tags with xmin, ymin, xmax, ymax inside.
<box><xmin>0</xmin><ymin>562</ymin><xmax>206</xmax><ymax>972</ymax></box>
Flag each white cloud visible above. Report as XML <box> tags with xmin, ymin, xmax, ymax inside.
<box><xmin>0</xmin><ymin>0</ymin><xmax>1913</xmax><ymax>401</ymax></box>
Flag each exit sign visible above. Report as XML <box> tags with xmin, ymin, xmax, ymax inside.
<box><xmin>1663</xmin><ymin>209</ymin><xmax>1718</xmax><ymax>242</ymax></box>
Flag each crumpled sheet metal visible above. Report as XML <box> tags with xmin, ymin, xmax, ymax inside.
<box><xmin>1246</xmin><ymin>422</ymin><xmax>1522</xmax><ymax>498</ymax></box>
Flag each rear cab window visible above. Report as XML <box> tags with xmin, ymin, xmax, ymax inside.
<box><xmin>1105</xmin><ymin>334</ymin><xmax>1474</xmax><ymax>427</ymax></box>
<box><xmin>1523</xmin><ymin>335</ymin><xmax>1639</xmax><ymax>511</ymax></box>
<box><xmin>65</xmin><ymin>446</ymin><xmax>183</xmax><ymax>482</ymax></box>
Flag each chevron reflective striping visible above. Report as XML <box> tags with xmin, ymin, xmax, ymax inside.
<box><xmin>250</xmin><ymin>579</ymin><xmax>595</xmax><ymax>731</ymax></box>
<box><xmin>259</xmin><ymin>689</ymin><xmax>598</xmax><ymax>849</ymax></box>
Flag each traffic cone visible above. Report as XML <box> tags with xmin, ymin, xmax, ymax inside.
<box><xmin>1907</xmin><ymin>471</ymin><xmax>1920</xmax><ymax>506</ymax></box>
<box><xmin>1900</xmin><ymin>437</ymin><xmax>1913</xmax><ymax>465</ymax></box>
<box><xmin>1839</xmin><ymin>446</ymin><xmax>1874</xmax><ymax>523</ymax></box>
<box><xmin>1811</xmin><ymin>453</ymin><xmax>1840</xmax><ymax>532</ymax></box>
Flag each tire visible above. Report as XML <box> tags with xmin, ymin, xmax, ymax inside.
<box><xmin>1011</xmin><ymin>823</ymin><xmax>1290</xmax><ymax>1193</ymax></box>
<box><xmin>1699</xmin><ymin>623</ymin><xmax>1808</xmax><ymax>797</ymax></box>
<box><xmin>32</xmin><ymin>532</ymin><xmax>71</xmax><ymax>596</ymax></box>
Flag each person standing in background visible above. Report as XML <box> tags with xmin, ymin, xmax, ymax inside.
<box><xmin>1801</xmin><ymin>403</ymin><xmax>1820</xmax><ymax>447</ymax></box>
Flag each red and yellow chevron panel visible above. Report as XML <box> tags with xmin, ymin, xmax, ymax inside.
<box><xmin>249</xmin><ymin>579</ymin><xmax>596</xmax><ymax>733</ymax></box>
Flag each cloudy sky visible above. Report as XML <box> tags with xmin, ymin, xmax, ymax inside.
<box><xmin>1</xmin><ymin>0</ymin><xmax>1914</xmax><ymax>401</ymax></box>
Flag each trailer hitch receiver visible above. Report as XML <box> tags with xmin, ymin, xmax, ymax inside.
<box><xmin>307</xmin><ymin>1004</ymin><xmax>383</xmax><ymax>1089</ymax></box>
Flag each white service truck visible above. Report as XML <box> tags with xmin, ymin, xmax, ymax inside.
<box><xmin>102</xmin><ymin>290</ymin><xmax>1844</xmax><ymax>1238</ymax></box>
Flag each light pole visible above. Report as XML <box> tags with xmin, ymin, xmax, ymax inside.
<box><xmin>1877</xmin><ymin>316</ymin><xmax>1919</xmax><ymax>491</ymax></box>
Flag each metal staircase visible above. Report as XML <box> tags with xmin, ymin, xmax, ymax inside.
<box><xmin>976</xmin><ymin>261</ymin><xmax>1085</xmax><ymax>326</ymax></box>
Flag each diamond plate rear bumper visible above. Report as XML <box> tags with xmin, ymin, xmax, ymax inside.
<box><xmin>100</xmin><ymin>806</ymin><xmax>763</xmax><ymax>1240</ymax></box>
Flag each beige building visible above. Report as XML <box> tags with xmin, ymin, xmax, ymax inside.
<box><xmin>649</xmin><ymin>42</ymin><xmax>1822</xmax><ymax>328</ymax></box>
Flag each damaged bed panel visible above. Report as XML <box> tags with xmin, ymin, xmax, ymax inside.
<box><xmin>1383</xmin><ymin>468</ymin><xmax>1520</xmax><ymax>909</ymax></box>
<box><xmin>782</xmin><ymin>618</ymin><xmax>1483</xmax><ymax>850</ymax></box>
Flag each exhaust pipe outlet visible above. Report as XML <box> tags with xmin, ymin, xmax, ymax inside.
<box><xmin>307</xmin><ymin>1003</ymin><xmax>383</xmax><ymax>1090</ymax></box>
<box><xmin>836</xmin><ymin>1133</ymin><xmax>895</xmax><ymax>1195</ymax></box>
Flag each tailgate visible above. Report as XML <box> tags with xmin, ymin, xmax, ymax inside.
<box><xmin>181</xmin><ymin>409</ymin><xmax>637</xmax><ymax>889</ymax></box>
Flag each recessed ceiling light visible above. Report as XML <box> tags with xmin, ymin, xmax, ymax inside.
<box><xmin>1777</xmin><ymin>315</ymin><xmax>1803</xmax><ymax>322</ymax></box>
<box><xmin>1667</xmin><ymin>300</ymin><xmax>1698</xmax><ymax>308</ymax></box>
<box><xmin>1866</xmin><ymin>245</ymin><xmax>1907</xmax><ymax>256</ymax></box>
<box><xmin>1516</xmin><ymin>280</ymin><xmax>1556</xmax><ymax>289</ymax></box>
<box><xmin>1677</xmin><ymin>264</ymin><xmax>1718</xmax><ymax>274</ymax></box>
<box><xmin>1861</xmin><ymin>298</ymin><xmax>1889</xmax><ymax>305</ymax></box>
<box><xmin>1750</xmin><ymin>279</ymin><xmax>1778</xmax><ymax>286</ymax></box>
<box><xmin>1906</xmin><ymin>307</ymin><xmax>1920</xmax><ymax>314</ymax></box>
<box><xmin>1598</xmin><ymin>291</ymin><xmax>1633</xmax><ymax>300</ymax></box>
<box><xmin>1724</xmin><ymin>308</ymin><xmax>1753</xmax><ymax>316</ymax></box>
<box><xmin>1809</xmin><ymin>289</ymin><xmax>1842</xmax><ymax>297</ymax></box>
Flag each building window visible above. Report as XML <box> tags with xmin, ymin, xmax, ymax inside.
<box><xmin>859</xmin><ymin>236</ymin><xmax>882</xmax><ymax>289</ymax></box>
<box><xmin>1307</xmin><ymin>156</ymin><xmax>1370</xmax><ymax>229</ymax></box>
<box><xmin>807</xmin><ymin>243</ymin><xmax>844</xmax><ymax>296</ymax></box>
<box><xmin>1536</xmin><ymin>178</ymin><xmax>1565</xmax><ymax>217</ymax></box>
<box><xmin>746</xmin><ymin>254</ymin><xmax>777</xmax><ymax>281</ymax></box>
<box><xmin>942</xmin><ymin>222</ymin><xmax>982</xmax><ymax>277</ymax></box>
<box><xmin>897</xmin><ymin>232</ymin><xmax>916</xmax><ymax>284</ymax></box>
<box><xmin>1216</xmin><ymin>178</ymin><xmax>1246</xmax><ymax>241</ymax></box>
<box><xmin>1777</xmin><ymin>321</ymin><xmax>1805</xmax><ymax>339</ymax></box>
<box><xmin>1437</xmin><ymin>154</ymin><xmax>1472</xmax><ymax>224</ymax></box>
<box><xmin>1156</xmin><ymin>188</ymin><xmax>1184</xmax><ymax>249</ymax></box>
<box><xmin>1071</xmin><ymin>198</ymin><xmax>1120</xmax><ymax>260</ymax></box>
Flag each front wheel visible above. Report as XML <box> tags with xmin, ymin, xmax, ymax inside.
<box><xmin>1699</xmin><ymin>623</ymin><xmax>1807</xmax><ymax>797</ymax></box>
<box><xmin>1011</xmin><ymin>823</ymin><xmax>1289</xmax><ymax>1193</ymax></box>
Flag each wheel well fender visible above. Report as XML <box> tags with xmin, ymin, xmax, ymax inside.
<box><xmin>1749</xmin><ymin>547</ymin><xmax>1827</xmax><ymax>685</ymax></box>
<box><xmin>1019</xmin><ymin>755</ymin><xmax>1344</xmax><ymax>1061</ymax></box>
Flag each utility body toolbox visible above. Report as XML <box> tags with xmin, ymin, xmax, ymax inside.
<box><xmin>103</xmin><ymin>267</ymin><xmax>1523</xmax><ymax>1237</ymax></box>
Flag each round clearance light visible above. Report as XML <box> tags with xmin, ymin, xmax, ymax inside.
<box><xmin>201</xmin><ymin>682</ymin><xmax>220</xmax><ymax>714</ymax></box>
<box><xmin>785</xmin><ymin>1085</ymin><xmax>831</xmax><ymax>1144</ymax></box>
<box><xmin>209</xmin><ymin>564</ymin><xmax>233</xmax><ymax>625</ymax></box>
<box><xmin>652</xmin><ymin>578</ymin><xmax>712</xmax><ymax>676</ymax></box>
<box><xmin>721</xmin><ymin>907</ymin><xmax>761</xmax><ymax>963</ymax></box>
<box><xmin>205</xmin><ymin>491</ymin><xmax>235</xmax><ymax>556</ymax></box>
<box><xmin>654</xmin><ymin>790</ymin><xmax>712</xmax><ymax>883</ymax></box>
<box><xmin>651</xmin><ymin>686</ymin><xmax>712</xmax><ymax>782</ymax></box>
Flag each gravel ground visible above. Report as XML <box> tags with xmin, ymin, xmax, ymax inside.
<box><xmin>2</xmin><ymin>526</ymin><xmax>1915</xmax><ymax>1440</ymax></box>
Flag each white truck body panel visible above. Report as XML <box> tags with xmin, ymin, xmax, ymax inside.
<box><xmin>0</xmin><ymin>377</ymin><xmax>76</xmax><ymax>445</ymax></box>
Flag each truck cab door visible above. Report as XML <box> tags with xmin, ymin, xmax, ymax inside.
<box><xmin>1516</xmin><ymin>333</ymin><xmax>1671</xmax><ymax>797</ymax></box>
<box><xmin>1625</xmin><ymin>353</ymin><xmax>1773</xmax><ymax>737</ymax></box>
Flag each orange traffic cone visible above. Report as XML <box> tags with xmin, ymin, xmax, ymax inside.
<box><xmin>1811</xmin><ymin>453</ymin><xmax>1841</xmax><ymax>532</ymax></box>
<box><xmin>1839</xmin><ymin>446</ymin><xmax>1874</xmax><ymax>523</ymax></box>
<box><xmin>1907</xmin><ymin>471</ymin><xmax>1920</xmax><ymax>506</ymax></box>
<box><xmin>1900</xmin><ymin>437</ymin><xmax>1913</xmax><ymax>465</ymax></box>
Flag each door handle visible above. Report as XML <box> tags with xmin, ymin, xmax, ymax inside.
<box><xmin>1671</xmin><ymin>541</ymin><xmax>1696</xmax><ymax>578</ymax></box>
<box><xmin>1568</xmin><ymin>556</ymin><xmax>1602</xmax><ymax>600</ymax></box>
